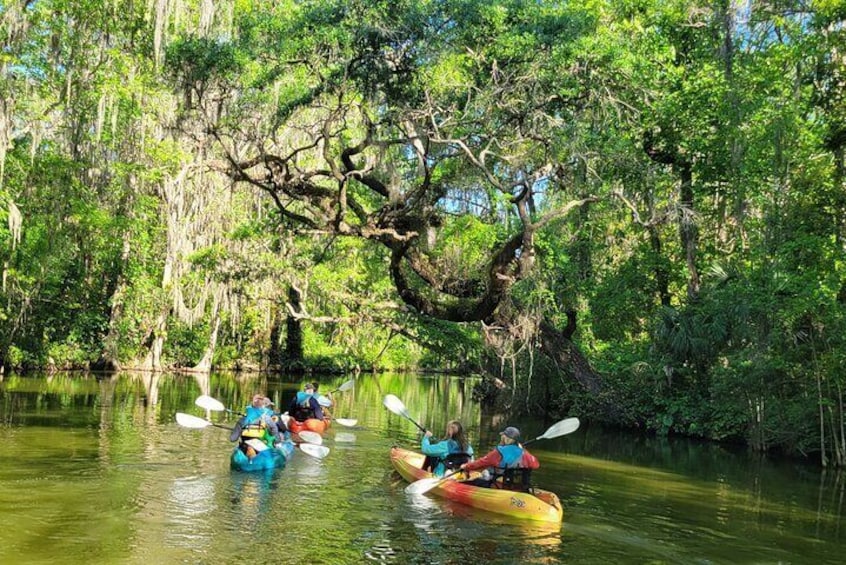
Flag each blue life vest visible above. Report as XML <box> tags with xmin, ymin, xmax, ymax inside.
<box><xmin>245</xmin><ymin>405</ymin><xmax>270</xmax><ymax>425</ymax></box>
<box><xmin>495</xmin><ymin>444</ymin><xmax>524</xmax><ymax>468</ymax></box>
<box><xmin>295</xmin><ymin>391</ymin><xmax>313</xmax><ymax>407</ymax></box>
<box><xmin>421</xmin><ymin>437</ymin><xmax>473</xmax><ymax>476</ymax></box>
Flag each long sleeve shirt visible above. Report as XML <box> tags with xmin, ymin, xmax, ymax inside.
<box><xmin>462</xmin><ymin>446</ymin><xmax>539</xmax><ymax>472</ymax></box>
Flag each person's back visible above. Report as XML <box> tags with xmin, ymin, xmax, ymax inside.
<box><xmin>460</xmin><ymin>426</ymin><xmax>538</xmax><ymax>491</ymax></box>
<box><xmin>288</xmin><ymin>383</ymin><xmax>324</xmax><ymax>422</ymax></box>
<box><xmin>421</xmin><ymin>420</ymin><xmax>474</xmax><ymax>476</ymax></box>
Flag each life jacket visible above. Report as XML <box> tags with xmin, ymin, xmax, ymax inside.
<box><xmin>421</xmin><ymin>439</ymin><xmax>472</xmax><ymax>475</ymax></box>
<box><xmin>245</xmin><ymin>405</ymin><xmax>270</xmax><ymax>425</ymax></box>
<box><xmin>291</xmin><ymin>391</ymin><xmax>316</xmax><ymax>421</ymax></box>
<box><xmin>239</xmin><ymin>406</ymin><xmax>273</xmax><ymax>453</ymax></box>
<box><xmin>490</xmin><ymin>444</ymin><xmax>532</xmax><ymax>492</ymax></box>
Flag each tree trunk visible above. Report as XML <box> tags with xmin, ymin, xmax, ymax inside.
<box><xmin>678</xmin><ymin>163</ymin><xmax>700</xmax><ymax>300</ymax></box>
<box><xmin>93</xmin><ymin>231</ymin><xmax>132</xmax><ymax>372</ymax></box>
<box><xmin>191</xmin><ymin>293</ymin><xmax>221</xmax><ymax>373</ymax></box>
<box><xmin>268</xmin><ymin>304</ymin><xmax>284</xmax><ymax>371</ymax></box>
<box><xmin>285</xmin><ymin>285</ymin><xmax>304</xmax><ymax>365</ymax></box>
<box><xmin>538</xmin><ymin>316</ymin><xmax>603</xmax><ymax>396</ymax></box>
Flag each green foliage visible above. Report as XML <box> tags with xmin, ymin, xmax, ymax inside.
<box><xmin>4</xmin><ymin>0</ymin><xmax>846</xmax><ymax>464</ymax></box>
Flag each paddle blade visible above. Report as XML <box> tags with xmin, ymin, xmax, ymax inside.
<box><xmin>317</xmin><ymin>395</ymin><xmax>332</xmax><ymax>408</ymax></box>
<box><xmin>382</xmin><ymin>394</ymin><xmax>410</xmax><ymax>419</ymax></box>
<box><xmin>405</xmin><ymin>477</ymin><xmax>443</xmax><ymax>495</ymax></box>
<box><xmin>336</xmin><ymin>379</ymin><xmax>355</xmax><ymax>393</ymax></box>
<box><xmin>297</xmin><ymin>430</ymin><xmax>323</xmax><ymax>445</ymax></box>
<box><xmin>195</xmin><ymin>395</ymin><xmax>226</xmax><ymax>412</ymax></box>
<box><xmin>176</xmin><ymin>412</ymin><xmax>212</xmax><ymax>429</ymax></box>
<box><xmin>334</xmin><ymin>418</ymin><xmax>358</xmax><ymax>427</ymax></box>
<box><xmin>299</xmin><ymin>443</ymin><xmax>330</xmax><ymax>459</ymax></box>
<box><xmin>405</xmin><ymin>470</ymin><xmax>459</xmax><ymax>495</ymax></box>
<box><xmin>537</xmin><ymin>417</ymin><xmax>580</xmax><ymax>440</ymax></box>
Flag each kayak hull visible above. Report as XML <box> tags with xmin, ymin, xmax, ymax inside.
<box><xmin>288</xmin><ymin>417</ymin><xmax>331</xmax><ymax>435</ymax></box>
<box><xmin>390</xmin><ymin>447</ymin><xmax>563</xmax><ymax>523</ymax></box>
<box><xmin>230</xmin><ymin>440</ymin><xmax>295</xmax><ymax>472</ymax></box>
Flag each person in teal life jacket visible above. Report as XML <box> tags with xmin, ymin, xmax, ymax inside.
<box><xmin>421</xmin><ymin>420</ymin><xmax>474</xmax><ymax>477</ymax></box>
<box><xmin>287</xmin><ymin>382</ymin><xmax>325</xmax><ymax>422</ymax></box>
<box><xmin>459</xmin><ymin>426</ymin><xmax>539</xmax><ymax>491</ymax></box>
<box><xmin>229</xmin><ymin>393</ymin><xmax>284</xmax><ymax>446</ymax></box>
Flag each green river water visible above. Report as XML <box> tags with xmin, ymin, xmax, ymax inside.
<box><xmin>0</xmin><ymin>371</ymin><xmax>842</xmax><ymax>564</ymax></box>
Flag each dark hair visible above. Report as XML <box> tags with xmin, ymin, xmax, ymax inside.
<box><xmin>446</xmin><ymin>420</ymin><xmax>469</xmax><ymax>452</ymax></box>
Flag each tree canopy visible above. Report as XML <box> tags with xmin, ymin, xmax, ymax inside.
<box><xmin>2</xmin><ymin>0</ymin><xmax>846</xmax><ymax>464</ymax></box>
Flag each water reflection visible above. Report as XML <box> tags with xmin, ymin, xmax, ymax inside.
<box><xmin>0</xmin><ymin>371</ymin><xmax>845</xmax><ymax>564</ymax></box>
<box><xmin>166</xmin><ymin>475</ymin><xmax>217</xmax><ymax>547</ymax></box>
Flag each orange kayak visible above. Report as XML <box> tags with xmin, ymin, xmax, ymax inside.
<box><xmin>288</xmin><ymin>417</ymin><xmax>331</xmax><ymax>435</ymax></box>
<box><xmin>390</xmin><ymin>447</ymin><xmax>563</xmax><ymax>523</ymax></box>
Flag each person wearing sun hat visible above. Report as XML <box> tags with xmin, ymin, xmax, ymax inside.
<box><xmin>459</xmin><ymin>425</ymin><xmax>539</xmax><ymax>491</ymax></box>
<box><xmin>228</xmin><ymin>392</ymin><xmax>283</xmax><ymax>448</ymax></box>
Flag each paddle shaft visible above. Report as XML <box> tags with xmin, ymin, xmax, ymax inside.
<box><xmin>208</xmin><ymin>422</ymin><xmax>235</xmax><ymax>431</ymax></box>
<box><xmin>405</xmin><ymin>415</ymin><xmax>427</xmax><ymax>434</ymax></box>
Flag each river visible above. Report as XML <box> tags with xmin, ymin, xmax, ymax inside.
<box><xmin>0</xmin><ymin>371</ymin><xmax>842</xmax><ymax>564</ymax></box>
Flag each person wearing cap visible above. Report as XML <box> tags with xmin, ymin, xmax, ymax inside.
<box><xmin>229</xmin><ymin>393</ymin><xmax>284</xmax><ymax>446</ymax></box>
<box><xmin>421</xmin><ymin>420</ymin><xmax>474</xmax><ymax>477</ymax></box>
<box><xmin>287</xmin><ymin>382</ymin><xmax>325</xmax><ymax>422</ymax></box>
<box><xmin>459</xmin><ymin>426</ymin><xmax>539</xmax><ymax>491</ymax></box>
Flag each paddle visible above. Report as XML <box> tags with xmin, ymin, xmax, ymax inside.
<box><xmin>176</xmin><ymin>412</ymin><xmax>235</xmax><ymax>431</ymax></box>
<box><xmin>177</xmin><ymin>412</ymin><xmax>324</xmax><ymax>446</ymax></box>
<box><xmin>332</xmin><ymin>417</ymin><xmax>358</xmax><ymax>427</ymax></box>
<box><xmin>195</xmin><ymin>394</ymin><xmax>244</xmax><ymax>416</ymax></box>
<box><xmin>177</xmin><ymin>412</ymin><xmax>330</xmax><ymax>459</ymax></box>
<box><xmin>404</xmin><ymin>417</ymin><xmax>581</xmax><ymax>495</ymax></box>
<box><xmin>296</xmin><ymin>430</ymin><xmax>323</xmax><ymax>445</ymax></box>
<box><xmin>299</xmin><ymin>443</ymin><xmax>330</xmax><ymax>459</ymax></box>
<box><xmin>317</xmin><ymin>379</ymin><xmax>356</xmax><ymax>407</ymax></box>
<box><xmin>382</xmin><ymin>394</ymin><xmax>427</xmax><ymax>433</ymax></box>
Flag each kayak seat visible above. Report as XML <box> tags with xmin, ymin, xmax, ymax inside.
<box><xmin>444</xmin><ymin>452</ymin><xmax>472</xmax><ymax>470</ymax></box>
<box><xmin>494</xmin><ymin>468</ymin><xmax>533</xmax><ymax>492</ymax></box>
<box><xmin>422</xmin><ymin>452</ymin><xmax>472</xmax><ymax>473</ymax></box>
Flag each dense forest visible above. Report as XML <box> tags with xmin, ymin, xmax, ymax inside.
<box><xmin>1</xmin><ymin>0</ymin><xmax>845</xmax><ymax>465</ymax></box>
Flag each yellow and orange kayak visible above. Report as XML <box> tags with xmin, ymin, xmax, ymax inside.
<box><xmin>390</xmin><ymin>447</ymin><xmax>563</xmax><ymax>523</ymax></box>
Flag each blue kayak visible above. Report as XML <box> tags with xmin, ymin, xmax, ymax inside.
<box><xmin>230</xmin><ymin>438</ymin><xmax>295</xmax><ymax>472</ymax></box>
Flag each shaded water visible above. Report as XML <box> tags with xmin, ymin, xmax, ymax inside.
<box><xmin>0</xmin><ymin>371</ymin><xmax>843</xmax><ymax>564</ymax></box>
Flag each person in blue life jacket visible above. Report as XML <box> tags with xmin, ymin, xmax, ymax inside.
<box><xmin>421</xmin><ymin>420</ymin><xmax>474</xmax><ymax>477</ymax></box>
<box><xmin>287</xmin><ymin>382</ymin><xmax>325</xmax><ymax>422</ymax></box>
<box><xmin>229</xmin><ymin>393</ymin><xmax>284</xmax><ymax>446</ymax></box>
<box><xmin>459</xmin><ymin>426</ymin><xmax>539</xmax><ymax>491</ymax></box>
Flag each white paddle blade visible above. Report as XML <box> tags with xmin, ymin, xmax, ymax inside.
<box><xmin>337</xmin><ymin>379</ymin><xmax>355</xmax><ymax>392</ymax></box>
<box><xmin>317</xmin><ymin>395</ymin><xmax>332</xmax><ymax>407</ymax></box>
<box><xmin>405</xmin><ymin>477</ymin><xmax>443</xmax><ymax>495</ymax></box>
<box><xmin>539</xmin><ymin>417</ymin><xmax>580</xmax><ymax>439</ymax></box>
<box><xmin>299</xmin><ymin>443</ymin><xmax>330</xmax><ymax>459</ymax></box>
<box><xmin>176</xmin><ymin>412</ymin><xmax>213</xmax><ymax>429</ymax></box>
<box><xmin>382</xmin><ymin>394</ymin><xmax>410</xmax><ymax>418</ymax></box>
<box><xmin>334</xmin><ymin>418</ymin><xmax>358</xmax><ymax>427</ymax></box>
<box><xmin>244</xmin><ymin>438</ymin><xmax>269</xmax><ymax>452</ymax></box>
<box><xmin>297</xmin><ymin>430</ymin><xmax>323</xmax><ymax>445</ymax></box>
<box><xmin>195</xmin><ymin>395</ymin><xmax>226</xmax><ymax>412</ymax></box>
